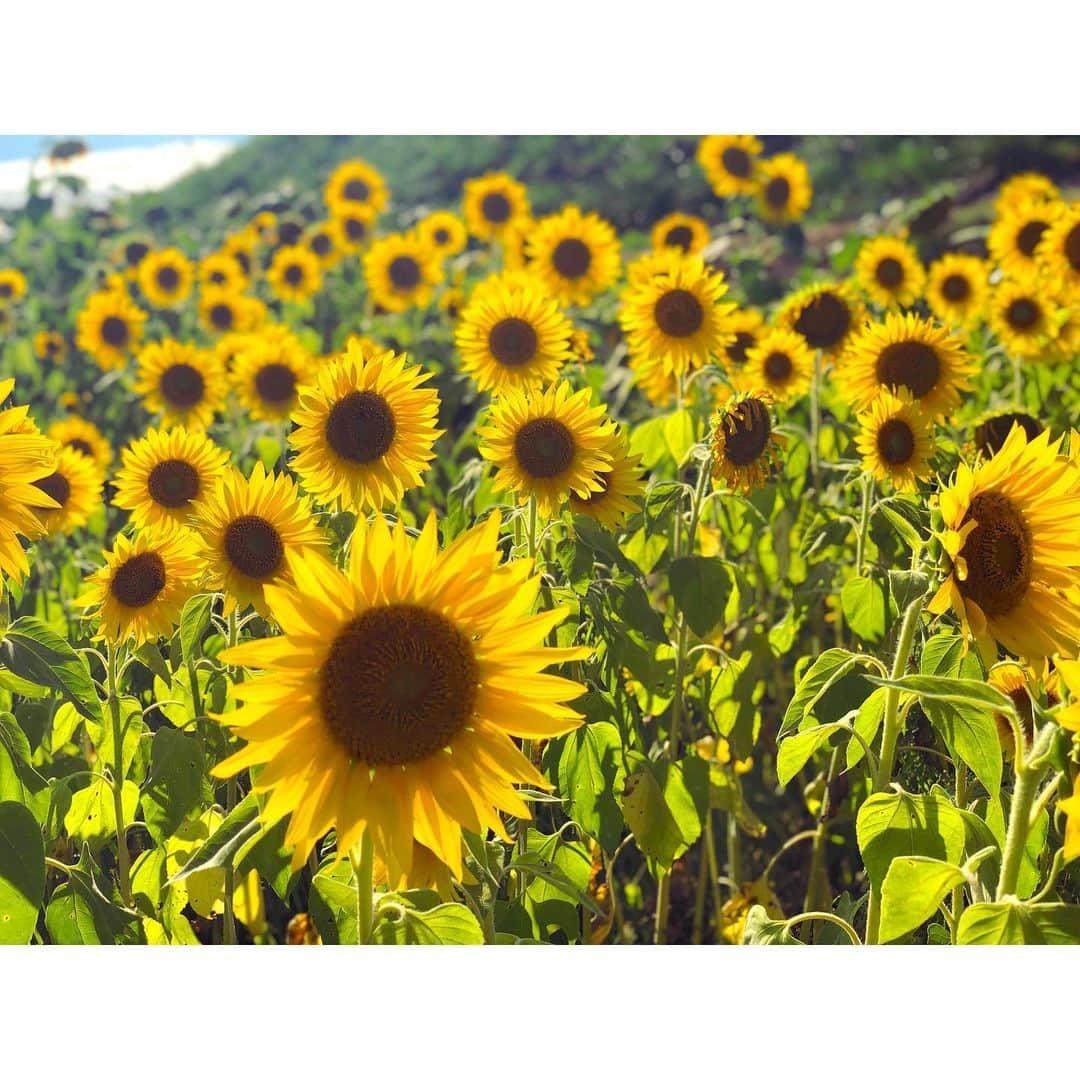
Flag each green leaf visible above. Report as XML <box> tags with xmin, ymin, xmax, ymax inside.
<box><xmin>847</xmin><ymin>687</ymin><xmax>887</xmax><ymax>769</ymax></box>
<box><xmin>310</xmin><ymin>860</ymin><xmax>359</xmax><ymax>944</ymax></box>
<box><xmin>64</xmin><ymin>778</ymin><xmax>139</xmax><ymax>850</ymax></box>
<box><xmin>888</xmin><ymin>570</ymin><xmax>930</xmax><ymax>613</ymax></box>
<box><xmin>0</xmin><ymin>713</ymin><xmax>50</xmax><ymax>822</ymax></box>
<box><xmin>921</xmin><ymin>696</ymin><xmax>1002</xmax><ymax>800</ymax></box>
<box><xmin>180</xmin><ymin>594</ymin><xmax>215</xmax><ymax>665</ymax></box>
<box><xmin>1018</xmin><ymin>809</ymin><xmax>1048</xmax><ymax>901</ymax></box>
<box><xmin>776</xmin><ymin>722</ymin><xmax>849</xmax><ymax>787</ymax></box>
<box><xmin>841</xmin><ymin>575</ymin><xmax>887</xmax><ymax>644</ymax></box>
<box><xmin>45</xmin><ymin>845</ymin><xmax>137</xmax><ymax>945</ymax></box>
<box><xmin>254</xmin><ymin>435</ymin><xmax>282</xmax><ymax>472</ymax></box>
<box><xmin>165</xmin><ymin>794</ymin><xmax>260</xmax><ymax>884</ymax></box>
<box><xmin>957</xmin><ymin>902</ymin><xmax>1080</xmax><ymax>945</ymax></box>
<box><xmin>134</xmin><ymin>641</ymin><xmax>172</xmax><ymax>686</ymax></box>
<box><xmin>620</xmin><ymin>758</ymin><xmax>708</xmax><ymax>871</ymax></box>
<box><xmin>879</xmin><ymin>856</ymin><xmax>966</xmax><ymax>943</ymax></box>
<box><xmin>511</xmin><ymin>851</ymin><xmax>604</xmax><ymax>917</ymax></box>
<box><xmin>780</xmin><ymin>648</ymin><xmax>876</xmax><ymax>737</ymax></box>
<box><xmin>0</xmin><ymin>800</ymin><xmax>45</xmax><ymax>944</ymax></box>
<box><xmin>663</xmin><ymin>410</ymin><xmax>696</xmax><ymax>466</ymax></box>
<box><xmin>372</xmin><ymin>898</ymin><xmax>484</xmax><ymax>945</ymax></box>
<box><xmin>142</xmin><ymin>728</ymin><xmax>206</xmax><ymax>842</ymax></box>
<box><xmin>869</xmin><ymin>674</ymin><xmax>1015</xmax><ymax>715</ymax></box>
<box><xmin>742</xmin><ymin>905</ymin><xmax>800</xmax><ymax>945</ymax></box>
<box><xmin>557</xmin><ymin>721</ymin><xmax>626</xmax><ymax>852</ymax></box>
<box><xmin>668</xmin><ymin>556</ymin><xmax>733</xmax><ymax>638</ymax></box>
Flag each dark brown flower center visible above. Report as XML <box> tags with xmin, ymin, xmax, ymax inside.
<box><xmin>233</xmin><ymin>251</ymin><xmax>251</xmax><ymax>275</ymax></box>
<box><xmin>101</xmin><ymin>316</ymin><xmax>130</xmax><ymax>348</ymax></box>
<box><xmin>1064</xmin><ymin>223</ymin><xmax>1080</xmax><ymax>272</ymax></box>
<box><xmin>956</xmin><ymin>491</ymin><xmax>1032</xmax><ymax>618</ymax></box>
<box><xmin>722</xmin><ymin>397</ymin><xmax>772</xmax><ymax>466</ymax></box>
<box><xmin>1006</xmin><ymin>298</ymin><xmax>1039</xmax><ymax>331</ymax></box>
<box><xmin>481</xmin><ymin>192</ymin><xmax>511</xmax><ymax>224</ymax></box>
<box><xmin>68</xmin><ymin>439</ymin><xmax>94</xmax><ymax>458</ymax></box>
<box><xmin>209</xmin><ymin>303</ymin><xmax>234</xmax><ymax>330</ymax></box>
<box><xmin>319</xmin><ymin>604</ymin><xmax>477</xmax><ymax>766</ymax></box>
<box><xmin>0</xmin><ymin>283</ymin><xmax>11</xmax><ymax>298</ymax></box>
<box><xmin>488</xmin><ymin>317</ymin><xmax>538</xmax><ymax>367</ymax></box>
<box><xmin>1016</xmin><ymin>220</ymin><xmax>1048</xmax><ymax>257</ymax></box>
<box><xmin>973</xmin><ymin>412</ymin><xmax>1043</xmax><ymax>458</ymax></box>
<box><xmin>388</xmin><ymin>256</ymin><xmax>421</xmax><ymax>290</ymax></box>
<box><xmin>514</xmin><ymin>417</ymin><xmax>575</xmax><ymax>478</ymax></box>
<box><xmin>552</xmin><ymin>238</ymin><xmax>592</xmax><ymax>280</ymax></box>
<box><xmin>433</xmin><ymin>227</ymin><xmax>450</xmax><ymax>246</ymax></box>
<box><xmin>875</xmin><ymin>257</ymin><xmax>904</xmax><ymax>289</ymax></box>
<box><xmin>284</xmin><ymin>263</ymin><xmax>305</xmax><ymax>287</ymax></box>
<box><xmin>110</xmin><ymin>552</ymin><xmax>166</xmax><ymax>608</ymax></box>
<box><xmin>224</xmin><ymin>514</ymin><xmax>284</xmax><ymax>580</ymax></box>
<box><xmin>942</xmin><ymin>273</ymin><xmax>970</xmax><ymax>302</ymax></box>
<box><xmin>876</xmin><ymin>418</ymin><xmax>916</xmax><ymax>465</ymax></box>
<box><xmin>343</xmin><ymin>179</ymin><xmax>370</xmax><ymax>203</ymax></box>
<box><xmin>278</xmin><ymin>222</ymin><xmax>303</xmax><ymax>246</ymax></box>
<box><xmin>763</xmin><ymin>351</ymin><xmax>793</xmax><ymax>384</ymax></box>
<box><xmin>148</xmin><ymin>459</ymin><xmax>200</xmax><ymax>508</ymax></box>
<box><xmin>345</xmin><ymin>216</ymin><xmax>367</xmax><ymax>242</ymax></box>
<box><xmin>324</xmin><ymin>390</ymin><xmax>396</xmax><ymax>463</ymax></box>
<box><xmin>721</xmin><ymin>146</ymin><xmax>752</xmax><ymax>179</ymax></box>
<box><xmin>254</xmin><ymin>363</ymin><xmax>298</xmax><ymax>405</ymax></box>
<box><xmin>654</xmin><ymin>288</ymin><xmax>704</xmax><ymax>338</ymax></box>
<box><xmin>310</xmin><ymin>233</ymin><xmax>332</xmax><ymax>256</ymax></box>
<box><xmin>160</xmin><ymin>363</ymin><xmax>206</xmax><ymax>408</ymax></box>
<box><xmin>764</xmin><ymin>176</ymin><xmax>790</xmax><ymax>209</ymax></box>
<box><xmin>665</xmin><ymin>225</ymin><xmax>694</xmax><ymax>251</ymax></box>
<box><xmin>125</xmin><ymin>241</ymin><xmax>149</xmax><ymax>267</ymax></box>
<box><xmin>726</xmin><ymin>331</ymin><xmax>755</xmax><ymax>368</ymax></box>
<box><xmin>33</xmin><ymin>471</ymin><xmax>71</xmax><ymax>508</ymax></box>
<box><xmin>875</xmin><ymin>340</ymin><xmax>941</xmax><ymax>399</ymax></box>
<box><xmin>156</xmin><ymin>265</ymin><xmax>180</xmax><ymax>291</ymax></box>
<box><xmin>793</xmin><ymin>292</ymin><xmax>851</xmax><ymax>349</ymax></box>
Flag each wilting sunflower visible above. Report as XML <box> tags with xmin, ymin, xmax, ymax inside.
<box><xmin>1036</xmin><ymin>203</ymin><xmax>1080</xmax><ymax>296</ymax></box>
<box><xmin>324</xmin><ymin>158</ymin><xmax>388</xmax><ymax>218</ymax></box>
<box><xmin>619</xmin><ymin>255</ymin><xmax>734</xmax><ymax>378</ymax></box>
<box><xmin>463</xmin><ymin>172</ymin><xmax>531</xmax><ymax>243</ymax></box>
<box><xmin>854</xmin><ymin>390</ymin><xmax>936</xmax><ymax>492</ymax></box>
<box><xmin>77</xmin><ymin>524</ymin><xmax>204</xmax><ymax>646</ymax></box>
<box><xmin>651</xmin><ymin>212</ymin><xmax>711</xmax><ymax>256</ymax></box>
<box><xmin>211</xmin><ymin>511</ymin><xmax>588</xmax><ymax>880</ymax></box>
<box><xmin>191</xmin><ymin>462</ymin><xmax>326</xmax><ymax>616</ymax></box>
<box><xmin>525</xmin><ymin>205</ymin><xmax>621</xmax><ymax>307</ymax></box>
<box><xmin>198</xmin><ymin>287</ymin><xmax>265</xmax><ymax>336</ymax></box>
<box><xmin>926</xmin><ymin>253</ymin><xmax>989</xmax><ymax>329</ymax></box>
<box><xmin>697</xmin><ymin>135</ymin><xmax>763</xmax><ymax>197</ymax></box>
<box><xmin>994</xmin><ymin>173</ymin><xmax>1059</xmax><ymax>215</ymax></box>
<box><xmin>328</xmin><ymin>208</ymin><xmax>374</xmax><ymax>255</ymax></box>
<box><xmin>289</xmin><ymin>343</ymin><xmax>442</xmax><ymax>512</ymax></box>
<box><xmin>0</xmin><ymin>268</ymin><xmax>28</xmax><ymax>304</ymax></box>
<box><xmin>928</xmin><ymin>426</ymin><xmax>1080</xmax><ymax>664</ymax></box>
<box><xmin>568</xmin><ymin>427</ymin><xmax>646</xmax><ymax>530</ymax></box>
<box><xmin>47</xmin><ymin>416</ymin><xmax>112</xmax><ymax>473</ymax></box>
<box><xmin>710</xmin><ymin>388</ymin><xmax>783</xmax><ymax>494</ymax></box>
<box><xmin>742</xmin><ymin>327</ymin><xmax>813</xmax><ymax>402</ymax></box>
<box><xmin>989</xmin><ymin>279</ymin><xmax>1059</xmax><ymax>359</ymax></box>
<box><xmin>113</xmin><ymin>236</ymin><xmax>153</xmax><ymax>277</ymax></box>
<box><xmin>777</xmin><ymin>281</ymin><xmax>864</xmax><ymax>358</ymax></box>
<box><xmin>31</xmin><ymin>445</ymin><xmax>102</xmax><ymax>537</ymax></box>
<box><xmin>75</xmin><ymin>288</ymin><xmax>146</xmax><ymax>371</ymax></box>
<box><xmin>972</xmin><ymin>411</ymin><xmax>1044</xmax><ymax>460</ymax></box>
<box><xmin>478</xmin><ymin>380</ymin><xmax>614</xmax><ymax>518</ymax></box>
<box><xmin>303</xmin><ymin>223</ymin><xmax>342</xmax><ymax>270</ymax></box>
<box><xmin>839</xmin><ymin>312</ymin><xmax>976</xmax><ymax>418</ymax></box>
<box><xmin>754</xmin><ymin>154</ymin><xmax>813</xmax><ymax>223</ymax></box>
<box><xmin>200</xmin><ymin>251</ymin><xmax>248</xmax><ymax>292</ymax></box>
<box><xmin>230</xmin><ymin>332</ymin><xmax>312</xmax><ymax>421</ymax></box>
<box><xmin>267</xmin><ymin>245</ymin><xmax>323</xmax><ymax>304</ymax></box>
<box><xmin>716</xmin><ymin>307</ymin><xmax>766</xmax><ymax>381</ymax></box>
<box><xmin>363</xmin><ymin>233</ymin><xmax>442</xmax><ymax>313</ymax></box>
<box><xmin>134</xmin><ymin>339</ymin><xmax>227</xmax><ymax>430</ymax></box>
<box><xmin>33</xmin><ymin>330</ymin><xmax>66</xmax><ymax>363</ymax></box>
<box><xmin>113</xmin><ymin>426</ymin><xmax>230</xmax><ymax>529</ymax></box>
<box><xmin>854</xmin><ymin>235</ymin><xmax>926</xmax><ymax>309</ymax></box>
<box><xmin>988</xmin><ymin>198</ymin><xmax>1061</xmax><ymax>281</ymax></box>
<box><xmin>138</xmin><ymin>247</ymin><xmax>195</xmax><ymax>309</ymax></box>
<box><xmin>455</xmin><ymin>276</ymin><xmax>575</xmax><ymax>394</ymax></box>
<box><xmin>417</xmin><ymin>211</ymin><xmax>468</xmax><ymax>257</ymax></box>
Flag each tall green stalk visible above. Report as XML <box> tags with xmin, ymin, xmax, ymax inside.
<box><xmin>106</xmin><ymin>643</ymin><xmax>132</xmax><ymax>906</ymax></box>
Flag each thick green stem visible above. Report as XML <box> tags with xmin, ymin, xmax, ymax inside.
<box><xmin>351</xmin><ymin>831</ymin><xmax>375</xmax><ymax>944</ymax></box>
<box><xmin>996</xmin><ymin>723</ymin><xmax>1055</xmax><ymax>900</ymax></box>
<box><xmin>805</xmin><ymin>748</ymin><xmax>840</xmax><ymax>920</ymax></box>
<box><xmin>106</xmin><ymin>645</ymin><xmax>132</xmax><ymax>906</ymax></box>
<box><xmin>950</xmin><ymin>766</ymin><xmax>968</xmax><ymax>943</ymax></box>
<box><xmin>855</xmin><ymin>473</ymin><xmax>874</xmax><ymax>576</ymax></box>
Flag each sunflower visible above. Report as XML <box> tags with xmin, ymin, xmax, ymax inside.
<box><xmin>134</xmin><ymin>339</ymin><xmax>227</xmax><ymax>430</ymax></box>
<box><xmin>210</xmin><ymin>510</ymin><xmax>588</xmax><ymax>880</ymax></box>
<box><xmin>0</xmin><ymin>268</ymin><xmax>28</xmax><ymax>304</ymax></box>
<box><xmin>994</xmin><ymin>173</ymin><xmax>1059</xmax><ymax>215</ymax></box>
<box><xmin>250</xmin><ymin>211</ymin><xmax>278</xmax><ymax>244</ymax></box>
<box><xmin>525</xmin><ymin>206</ymin><xmax>621</xmax><ymax>307</ymax></box>
<box><xmin>742</xmin><ymin>327</ymin><xmax>813</xmax><ymax>402</ymax></box>
<box><xmin>989</xmin><ymin>279</ymin><xmax>1059</xmax><ymax>359</ymax></box>
<box><xmin>267</xmin><ymin>245</ymin><xmax>323</xmax><ymax>304</ymax></box>
<box><xmin>113</xmin><ymin>237</ymin><xmax>153</xmax><ymax>276</ymax></box>
<box><xmin>972</xmin><ymin>411</ymin><xmax>1045</xmax><ymax>460</ymax></box>
<box><xmin>928</xmin><ymin>426</ymin><xmax>1080</xmax><ymax>665</ymax></box>
<box><xmin>324</xmin><ymin>158</ymin><xmax>388</xmax><ymax>218</ymax></box>
<box><xmin>75</xmin><ymin>288</ymin><xmax>146</xmax><ymax>371</ymax></box>
<box><xmin>839</xmin><ymin>312</ymin><xmax>976</xmax><ymax>418</ymax></box>
<box><xmin>710</xmin><ymin>388</ymin><xmax>783</xmax><ymax>494</ymax></box>
<box><xmin>696</xmin><ymin>135</ymin><xmax>763</xmax><ymax>197</ymax></box>
<box><xmin>455</xmin><ymin>276</ymin><xmax>575</xmax><ymax>394</ymax></box>
<box><xmin>363</xmin><ymin>233</ymin><xmax>442</xmax><ymax>313</ymax></box>
<box><xmin>854</xmin><ymin>389</ymin><xmax>936</xmax><ymax>492</ymax></box>
<box><xmin>303</xmin><ymin>223</ymin><xmax>342</xmax><ymax>270</ymax></box>
<box><xmin>33</xmin><ymin>330</ymin><xmax>66</xmax><ymax>363</ymax></box>
<box><xmin>138</xmin><ymin>248</ymin><xmax>195</xmax><ymax>309</ymax></box>
<box><xmin>988</xmin><ymin>198</ymin><xmax>1061</xmax><ymax>280</ymax></box>
<box><xmin>328</xmin><ymin>208</ymin><xmax>375</xmax><ymax>255</ymax></box>
<box><xmin>463</xmin><ymin>172</ymin><xmax>531</xmax><ymax>243</ymax></box>
<box><xmin>754</xmin><ymin>154</ymin><xmax>813</xmax><ymax>223</ymax></box>
<box><xmin>198</xmin><ymin>287</ymin><xmax>265</xmax><ymax>336</ymax></box>
<box><xmin>221</xmin><ymin>231</ymin><xmax>258</xmax><ymax>280</ymax></box>
<box><xmin>230</xmin><ymin>332</ymin><xmax>313</xmax><ymax>421</ymax></box>
<box><xmin>1036</xmin><ymin>203</ymin><xmax>1080</xmax><ymax>297</ymax></box>
<box><xmin>273</xmin><ymin>217</ymin><xmax>306</xmax><ymax>250</ymax></box>
<box><xmin>987</xmin><ymin>662</ymin><xmax>1059</xmax><ymax>756</ymax></box>
<box><xmin>477</xmin><ymin>380</ymin><xmax>614</xmax><ymax>518</ymax></box>
<box><xmin>619</xmin><ymin>255</ymin><xmax>734</xmax><ymax>379</ymax></box>
<box><xmin>77</xmin><ymin>524</ymin><xmax>204</xmax><ymax>647</ymax></box>
<box><xmin>926</xmin><ymin>253</ymin><xmax>989</xmax><ymax>329</ymax></box>
<box><xmin>199</xmin><ymin>252</ymin><xmax>249</xmax><ymax>292</ymax></box>
<box><xmin>855</xmin><ymin>235</ymin><xmax>926</xmax><ymax>309</ymax></box>
<box><xmin>289</xmin><ymin>343</ymin><xmax>442</xmax><ymax>513</ymax></box>
<box><xmin>47</xmin><ymin>416</ymin><xmax>112</xmax><ymax>473</ymax></box>
<box><xmin>113</xmin><ymin>426</ymin><xmax>230</xmax><ymax>529</ymax></box>
<box><xmin>651</xmin><ymin>212</ymin><xmax>711</xmax><ymax>256</ymax></box>
<box><xmin>716</xmin><ymin>307</ymin><xmax>766</xmax><ymax>382</ymax></box>
<box><xmin>568</xmin><ymin>427</ymin><xmax>646</xmax><ymax>530</ymax></box>
<box><xmin>417</xmin><ymin>211</ymin><xmax>468</xmax><ymax>257</ymax></box>
<box><xmin>777</xmin><ymin>281</ymin><xmax>864</xmax><ymax>358</ymax></box>
<box><xmin>191</xmin><ymin>462</ymin><xmax>326</xmax><ymax>617</ymax></box>
<box><xmin>31</xmin><ymin>445</ymin><xmax>102</xmax><ymax>537</ymax></box>
<box><xmin>630</xmin><ymin>349</ymin><xmax>684</xmax><ymax>407</ymax></box>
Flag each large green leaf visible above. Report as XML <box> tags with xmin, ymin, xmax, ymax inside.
<box><xmin>742</xmin><ymin>905</ymin><xmax>800</xmax><ymax>945</ymax></box>
<box><xmin>921</xmin><ymin>696</ymin><xmax>1002</xmax><ymax>800</ymax></box>
<box><xmin>557</xmin><ymin>720</ymin><xmax>626</xmax><ymax>852</ymax></box>
<box><xmin>372</xmin><ymin>896</ymin><xmax>484</xmax><ymax>945</ymax></box>
<box><xmin>620</xmin><ymin>757</ymin><xmax>709</xmax><ymax>870</ymax></box>
<box><xmin>0</xmin><ymin>800</ymin><xmax>45</xmax><ymax>944</ymax></box>
<box><xmin>668</xmin><ymin>557</ymin><xmax>733</xmax><ymax>638</ymax></box>
<box><xmin>841</xmin><ymin>575</ymin><xmax>887</xmax><ymax>644</ymax></box>
<box><xmin>165</xmin><ymin>794</ymin><xmax>260</xmax><ymax>884</ymax></box>
<box><xmin>44</xmin><ymin>844</ymin><xmax>137</xmax><ymax>945</ymax></box>
<box><xmin>780</xmin><ymin>648</ymin><xmax>876</xmax><ymax>737</ymax></box>
<box><xmin>777</xmin><ymin>722</ymin><xmax>850</xmax><ymax>787</ymax></box>
<box><xmin>142</xmin><ymin>727</ymin><xmax>206</xmax><ymax>842</ymax></box>
<box><xmin>180</xmin><ymin>593</ymin><xmax>215</xmax><ymax>665</ymax></box>
<box><xmin>879</xmin><ymin>856</ymin><xmax>965</xmax><ymax>943</ymax></box>
<box><xmin>957</xmin><ymin>902</ymin><xmax>1080</xmax><ymax>945</ymax></box>
<box><xmin>64</xmin><ymin>778</ymin><xmax>139</xmax><ymax>850</ymax></box>
<box><xmin>0</xmin><ymin>713</ymin><xmax>50</xmax><ymax>822</ymax></box>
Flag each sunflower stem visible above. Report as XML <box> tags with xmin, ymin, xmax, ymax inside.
<box><xmin>351</xmin><ymin>831</ymin><xmax>375</xmax><ymax>944</ymax></box>
<box><xmin>855</xmin><ymin>473</ymin><xmax>874</xmax><ymax>576</ymax></box>
<box><xmin>809</xmin><ymin>349</ymin><xmax>822</xmax><ymax>491</ymax></box>
<box><xmin>106</xmin><ymin>643</ymin><xmax>133</xmax><ymax>907</ymax></box>
<box><xmin>526</xmin><ymin>493</ymin><xmax>538</xmax><ymax>562</ymax></box>
<box><xmin>950</xmin><ymin>766</ymin><xmax>968</xmax><ymax>943</ymax></box>
<box><xmin>1011</xmin><ymin>354</ymin><xmax>1024</xmax><ymax>409</ymax></box>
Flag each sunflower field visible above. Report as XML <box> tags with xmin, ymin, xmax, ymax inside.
<box><xmin>2</xmin><ymin>133</ymin><xmax>1080</xmax><ymax>948</ymax></box>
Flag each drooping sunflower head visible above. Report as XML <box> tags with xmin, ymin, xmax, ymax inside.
<box><xmin>989</xmin><ymin>278</ymin><xmax>1059</xmax><ymax>359</ymax></box>
<box><xmin>928</xmin><ymin>426</ymin><xmax>1080</xmax><ymax>665</ymax></box>
<box><xmin>230</xmin><ymin>331</ymin><xmax>313</xmax><ymax>422</ymax></box>
<box><xmin>478</xmin><ymin>380</ymin><xmax>615</xmax><ymax>519</ymax></box>
<box><xmin>289</xmin><ymin>343</ymin><xmax>442</xmax><ymax>513</ymax></box>
<box><xmin>0</xmin><ymin>268</ymin><xmax>28</xmax><ymax>305</ymax></box>
<box><xmin>1036</xmin><ymin>203</ymin><xmax>1080</xmax><ymax>296</ymax></box>
<box><xmin>362</xmin><ymin>232</ymin><xmax>443</xmax><ymax>314</ymax></box>
<box><xmin>986</xmin><ymin>662</ymin><xmax>1059</xmax><ymax>757</ymax></box>
<box><xmin>113</xmin><ymin>426</ymin><xmax>230</xmax><ymax>529</ymax></box>
<box><xmin>568</xmin><ymin>426</ymin><xmax>646</xmax><ymax>531</ymax></box>
<box><xmin>855</xmin><ymin>235</ymin><xmax>927</xmax><ymax>310</ymax></box>
<box><xmin>134</xmin><ymin>339</ymin><xmax>227</xmax><ymax>430</ymax></box>
<box><xmin>717</xmin><ymin>307</ymin><xmax>766</xmax><ymax>380</ymax></box>
<box><xmin>454</xmin><ymin>275</ymin><xmax>575</xmax><ymax>394</ymax></box>
<box><xmin>839</xmin><ymin>312</ymin><xmax>977</xmax><ymax>418</ymax></box>
<box><xmin>988</xmin><ymin>197</ymin><xmax>1062</xmax><ymax>280</ymax></box>
<box><xmin>191</xmin><ymin>462</ymin><xmax>326</xmax><ymax>617</ymax></box>
<box><xmin>137</xmin><ymin>248</ymin><xmax>195</xmax><ymax>309</ymax></box>
<box><xmin>417</xmin><ymin>211</ymin><xmax>468</xmax><ymax>257</ymax></box>
<box><xmin>197</xmin><ymin>287</ymin><xmax>265</xmax><ymax>337</ymax></box>
<box><xmin>328</xmin><ymin>207</ymin><xmax>375</xmax><ymax>255</ymax></box>
<box><xmin>463</xmin><ymin>172</ymin><xmax>531</xmax><ymax>243</ymax></box>
<box><xmin>741</xmin><ymin>327</ymin><xmax>813</xmax><ymax>402</ymax></box>
<box><xmin>75</xmin><ymin>288</ymin><xmax>147</xmax><ymax>371</ymax></box>
<box><xmin>696</xmin><ymin>135</ymin><xmax>763</xmax><ymax>197</ymax></box>
<box><xmin>46</xmin><ymin>416</ymin><xmax>112</xmax><ymax>473</ymax></box>
<box><xmin>650</xmin><ymin>212</ymin><xmax>711</xmax><ymax>256</ymax></box>
<box><xmin>972</xmin><ymin>411</ymin><xmax>1045</xmax><ymax>461</ymax></box>
<box><xmin>777</xmin><ymin>281</ymin><xmax>864</xmax><ymax>358</ymax></box>
<box><xmin>267</xmin><ymin>245</ymin><xmax>323</xmax><ymax>304</ymax></box>
<box><xmin>31</xmin><ymin>444</ymin><xmax>102</xmax><ymax>537</ymax></box>
<box><xmin>211</xmin><ymin>510</ymin><xmax>588</xmax><ymax>880</ymax></box>
<box><xmin>303</xmin><ymin>222</ymin><xmax>342</xmax><ymax>270</ymax></box>
<box><xmin>854</xmin><ymin>389</ymin><xmax>936</xmax><ymax>493</ymax></box>
<box><xmin>324</xmin><ymin>158</ymin><xmax>388</xmax><ymax>218</ymax></box>
<box><xmin>754</xmin><ymin>153</ymin><xmax>813</xmax><ymax>223</ymax></box>
<box><xmin>926</xmin><ymin>253</ymin><xmax>989</xmax><ymax>329</ymax></box>
<box><xmin>33</xmin><ymin>330</ymin><xmax>66</xmax><ymax>363</ymax></box>
<box><xmin>710</xmin><ymin>388</ymin><xmax>784</xmax><ymax>494</ymax></box>
<box><xmin>77</xmin><ymin>524</ymin><xmax>204</xmax><ymax>646</ymax></box>
<box><xmin>523</xmin><ymin>205</ymin><xmax>622</xmax><ymax>308</ymax></box>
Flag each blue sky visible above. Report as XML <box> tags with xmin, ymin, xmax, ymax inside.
<box><xmin>0</xmin><ymin>135</ymin><xmax>246</xmax><ymax>162</ymax></box>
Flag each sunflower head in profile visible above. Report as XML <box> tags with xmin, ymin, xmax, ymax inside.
<box><xmin>47</xmin><ymin>416</ymin><xmax>112</xmax><ymax>474</ymax></box>
<box><xmin>328</xmin><ymin>208</ymin><xmax>375</xmax><ymax>255</ymax></box>
<box><xmin>696</xmin><ymin>135</ymin><xmax>763</xmax><ymax>197</ymax></box>
<box><xmin>134</xmin><ymin>339</ymin><xmax>227</xmax><ymax>431</ymax></box>
<box><xmin>191</xmin><ymin>462</ymin><xmax>326</xmax><ymax>617</ymax></box>
<box><xmin>928</xmin><ymin>426</ymin><xmax>1080</xmax><ymax>665</ymax></box>
<box><xmin>31</xmin><ymin>445</ymin><xmax>102</xmax><ymax>538</ymax></box>
<box><xmin>926</xmin><ymin>253</ymin><xmax>988</xmax><ymax>329</ymax></box>
<box><xmin>463</xmin><ymin>172</ymin><xmax>531</xmax><ymax>242</ymax></box>
<box><xmin>230</xmin><ymin>331</ymin><xmax>312</xmax><ymax>422</ymax></box>
<box><xmin>619</xmin><ymin>254</ymin><xmax>734</xmax><ymax>378</ymax></box>
<box><xmin>989</xmin><ymin>279</ymin><xmax>1058</xmax><ymax>359</ymax></box>
<box><xmin>971</xmin><ymin>411</ymin><xmax>1045</xmax><ymax>461</ymax></box>
<box><xmin>267</xmin><ymin>245</ymin><xmax>323</xmax><ymax>304</ymax></box>
<box><xmin>710</xmin><ymin>388</ymin><xmax>784</xmax><ymax>494</ymax></box>
<box><xmin>525</xmin><ymin>205</ymin><xmax>622</xmax><ymax>308</ymax></box>
<box><xmin>568</xmin><ymin>427</ymin><xmax>646</xmax><ymax>531</ymax></box>
<box><xmin>198</xmin><ymin>287</ymin><xmax>265</xmax><ymax>337</ymax></box>
<box><xmin>754</xmin><ymin>153</ymin><xmax>813</xmax><ymax>223</ymax></box>
<box><xmin>324</xmin><ymin>158</ymin><xmax>388</xmax><ymax>218</ymax></box>
<box><xmin>854</xmin><ymin>389</ymin><xmax>936</xmax><ymax>493</ymax></box>
<box><xmin>137</xmin><ymin>247</ymin><xmax>195</xmax><ymax>309</ymax></box>
<box><xmin>987</xmin><ymin>662</ymin><xmax>1059</xmax><ymax>757</ymax></box>
<box><xmin>777</xmin><ymin>281</ymin><xmax>864</xmax><ymax>358</ymax></box>
<box><xmin>455</xmin><ymin>275</ymin><xmax>575</xmax><ymax>394</ymax></box>
<box><xmin>362</xmin><ymin>232</ymin><xmax>443</xmax><ymax>314</ymax></box>
<box><xmin>1036</xmin><ymin>203</ymin><xmax>1080</xmax><ymax>297</ymax></box>
<box><xmin>478</xmin><ymin>380</ymin><xmax>614</xmax><ymax>519</ymax></box>
<box><xmin>839</xmin><ymin>312</ymin><xmax>976</xmax><ymax>418</ymax></box>
<box><xmin>33</xmin><ymin>330</ymin><xmax>67</xmax><ymax>364</ymax></box>
<box><xmin>718</xmin><ymin>307</ymin><xmax>766</xmax><ymax>380</ymax></box>
<box><xmin>417</xmin><ymin>211</ymin><xmax>468</xmax><ymax>257</ymax></box>
<box><xmin>75</xmin><ymin>288</ymin><xmax>147</xmax><ymax>371</ymax></box>
<box><xmin>113</xmin><ymin>426</ymin><xmax>230</xmax><ymax>529</ymax></box>
<box><xmin>651</xmin><ymin>212</ymin><xmax>711</xmax><ymax>256</ymax></box>
<box><xmin>210</xmin><ymin>511</ymin><xmax>589</xmax><ymax>880</ymax></box>
<box><xmin>994</xmin><ymin>173</ymin><xmax>1059</xmax><ymax>216</ymax></box>
<box><xmin>988</xmin><ymin>197</ymin><xmax>1062</xmax><ymax>281</ymax></box>
<box><xmin>741</xmin><ymin>327</ymin><xmax>813</xmax><ymax>402</ymax></box>
<box><xmin>289</xmin><ymin>343</ymin><xmax>442</xmax><ymax>513</ymax></box>
<box><xmin>0</xmin><ymin>268</ymin><xmax>28</xmax><ymax>305</ymax></box>
<box><xmin>854</xmin><ymin>235</ymin><xmax>926</xmax><ymax>310</ymax></box>
<box><xmin>77</xmin><ymin>524</ymin><xmax>204</xmax><ymax>646</ymax></box>
<box><xmin>303</xmin><ymin>223</ymin><xmax>342</xmax><ymax>270</ymax></box>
